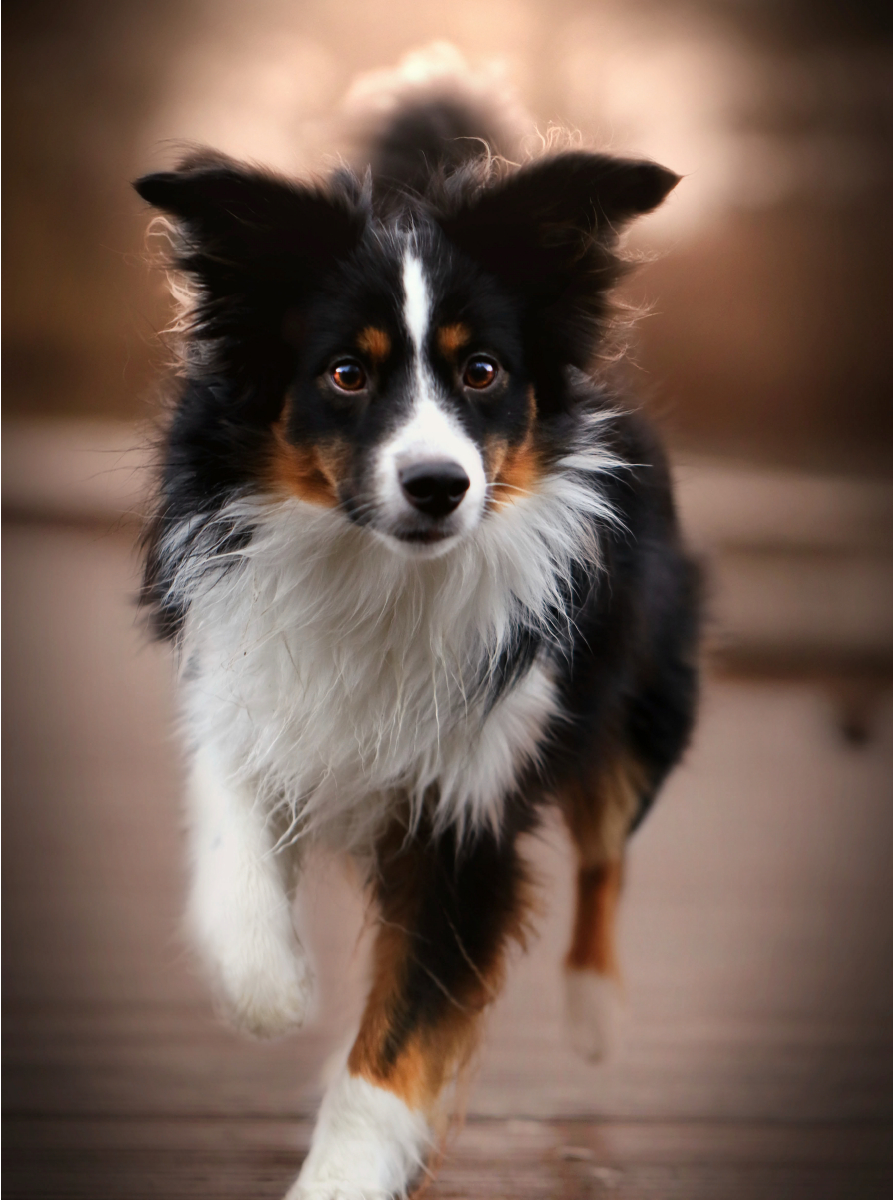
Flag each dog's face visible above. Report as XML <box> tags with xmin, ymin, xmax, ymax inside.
<box><xmin>273</xmin><ymin>231</ymin><xmax>537</xmax><ymax>557</ymax></box>
<box><xmin>136</xmin><ymin>152</ymin><xmax>677</xmax><ymax>556</ymax></box>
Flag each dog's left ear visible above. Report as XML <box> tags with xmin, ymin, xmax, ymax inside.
<box><xmin>134</xmin><ymin>153</ymin><xmax>366</xmax><ymax>294</ymax></box>
<box><xmin>439</xmin><ymin>152</ymin><xmax>679</xmax><ymax>367</ymax></box>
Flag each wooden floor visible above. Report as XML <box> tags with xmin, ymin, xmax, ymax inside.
<box><xmin>4</xmin><ymin>519</ymin><xmax>893</xmax><ymax>1198</ymax></box>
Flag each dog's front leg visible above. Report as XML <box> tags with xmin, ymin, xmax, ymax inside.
<box><xmin>289</xmin><ymin>816</ymin><xmax>530</xmax><ymax>1199</ymax></box>
<box><xmin>185</xmin><ymin>743</ymin><xmax>312</xmax><ymax>1038</ymax></box>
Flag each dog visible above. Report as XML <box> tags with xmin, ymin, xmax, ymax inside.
<box><xmin>135</xmin><ymin>73</ymin><xmax>699</xmax><ymax>1200</ymax></box>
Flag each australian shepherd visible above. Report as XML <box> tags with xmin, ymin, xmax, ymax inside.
<box><xmin>135</xmin><ymin>71</ymin><xmax>700</xmax><ymax>1199</ymax></box>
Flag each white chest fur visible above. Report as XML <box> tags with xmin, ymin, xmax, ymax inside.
<box><xmin>173</xmin><ymin>431</ymin><xmax>617</xmax><ymax>850</ymax></box>
<box><xmin>179</xmin><ymin>501</ymin><xmax>565</xmax><ymax>848</ymax></box>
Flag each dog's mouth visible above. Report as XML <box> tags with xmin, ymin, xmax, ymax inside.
<box><xmin>367</xmin><ymin>513</ymin><xmax>474</xmax><ymax>558</ymax></box>
<box><xmin>378</xmin><ymin>522</ymin><xmax>465</xmax><ymax>557</ymax></box>
<box><xmin>343</xmin><ymin>494</ymin><xmax>465</xmax><ymax>550</ymax></box>
<box><xmin>393</xmin><ymin>527</ymin><xmax>452</xmax><ymax>544</ymax></box>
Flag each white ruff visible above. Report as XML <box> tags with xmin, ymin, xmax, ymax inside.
<box><xmin>169</xmin><ymin>417</ymin><xmax>621</xmax><ymax>851</ymax></box>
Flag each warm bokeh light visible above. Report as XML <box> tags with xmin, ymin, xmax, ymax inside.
<box><xmin>5</xmin><ymin>0</ymin><xmax>893</xmax><ymax>471</ymax></box>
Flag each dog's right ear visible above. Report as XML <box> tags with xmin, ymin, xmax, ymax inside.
<box><xmin>134</xmin><ymin>153</ymin><xmax>366</xmax><ymax>296</ymax></box>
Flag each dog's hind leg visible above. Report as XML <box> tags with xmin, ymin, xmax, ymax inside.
<box><xmin>185</xmin><ymin>743</ymin><xmax>313</xmax><ymax>1038</ymax></box>
<box><xmin>290</xmin><ymin>816</ymin><xmax>530</xmax><ymax>1199</ymax></box>
<box><xmin>559</xmin><ymin>755</ymin><xmax>647</xmax><ymax>1061</ymax></box>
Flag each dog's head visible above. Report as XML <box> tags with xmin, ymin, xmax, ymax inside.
<box><xmin>136</xmin><ymin>151</ymin><xmax>677</xmax><ymax>557</ymax></box>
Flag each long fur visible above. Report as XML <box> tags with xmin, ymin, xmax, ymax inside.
<box><xmin>134</xmin><ymin>56</ymin><xmax>700</xmax><ymax>1200</ymax></box>
<box><xmin>166</xmin><ymin>401</ymin><xmax>623</xmax><ymax>846</ymax></box>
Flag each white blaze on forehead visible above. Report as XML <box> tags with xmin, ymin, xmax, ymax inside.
<box><xmin>367</xmin><ymin>246</ymin><xmax>487</xmax><ymax>551</ymax></box>
<box><xmin>391</xmin><ymin>394</ymin><xmax>475</xmax><ymax>467</ymax></box>
<box><xmin>395</xmin><ymin>247</ymin><xmax>475</xmax><ymax>470</ymax></box>
<box><xmin>401</xmin><ymin>252</ymin><xmax>432</xmax><ymax>356</ymax></box>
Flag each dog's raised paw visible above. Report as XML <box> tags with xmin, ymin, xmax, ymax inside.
<box><xmin>285</xmin><ymin>1189</ymin><xmax>385</xmax><ymax>1200</ymax></box>
<box><xmin>285</xmin><ymin>1186</ymin><xmax>393</xmax><ymax>1200</ymax></box>
<box><xmin>564</xmin><ymin>967</ymin><xmax>624</xmax><ymax>1062</ymax></box>
<box><xmin>218</xmin><ymin>941</ymin><xmax>314</xmax><ymax>1039</ymax></box>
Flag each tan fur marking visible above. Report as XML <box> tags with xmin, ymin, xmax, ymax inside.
<box><xmin>488</xmin><ymin>389</ymin><xmax>542</xmax><ymax>507</ymax></box>
<box><xmin>566</xmin><ymin>860</ymin><xmax>624</xmax><ymax>977</ymax></box>
<box><xmin>266</xmin><ymin>421</ymin><xmax>345</xmax><ymax>507</ymax></box>
<box><xmin>559</xmin><ymin>754</ymin><xmax>649</xmax><ymax>982</ymax></box>
<box><xmin>347</xmin><ymin>917</ymin><xmax>495</xmax><ymax>1112</ymax></box>
<box><xmin>490</xmin><ymin>435</ymin><xmax>542</xmax><ymax>505</ymax></box>
<box><xmin>560</xmin><ymin>753</ymin><xmax>648</xmax><ymax>868</ymax></box>
<box><xmin>436</xmin><ymin>322</ymin><xmax>471</xmax><ymax>359</ymax></box>
<box><xmin>357</xmin><ymin>326</ymin><xmax>391</xmax><ymax>362</ymax></box>
<box><xmin>347</xmin><ymin>819</ymin><xmax>529</xmax><ymax>1114</ymax></box>
<box><xmin>350</xmin><ymin>1010</ymin><xmax>484</xmax><ymax>1113</ymax></box>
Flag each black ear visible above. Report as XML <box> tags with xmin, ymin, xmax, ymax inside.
<box><xmin>438</xmin><ymin>152</ymin><xmax>678</xmax><ymax>367</ymax></box>
<box><xmin>440</xmin><ymin>152</ymin><xmax>678</xmax><ymax>284</ymax></box>
<box><xmin>134</xmin><ymin>154</ymin><xmax>367</xmax><ymax>412</ymax></box>
<box><xmin>133</xmin><ymin>153</ymin><xmax>366</xmax><ymax>292</ymax></box>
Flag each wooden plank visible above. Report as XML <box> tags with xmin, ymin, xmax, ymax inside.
<box><xmin>5</xmin><ymin>1118</ymin><xmax>893</xmax><ymax>1199</ymax></box>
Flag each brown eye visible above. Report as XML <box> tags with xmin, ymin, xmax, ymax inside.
<box><xmin>331</xmin><ymin>360</ymin><xmax>367</xmax><ymax>392</ymax></box>
<box><xmin>463</xmin><ymin>357</ymin><xmax>499</xmax><ymax>390</ymax></box>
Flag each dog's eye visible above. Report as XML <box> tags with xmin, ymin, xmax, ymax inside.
<box><xmin>463</xmin><ymin>357</ymin><xmax>499</xmax><ymax>390</ymax></box>
<box><xmin>330</xmin><ymin>360</ymin><xmax>367</xmax><ymax>392</ymax></box>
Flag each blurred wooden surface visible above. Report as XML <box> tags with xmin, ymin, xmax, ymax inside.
<box><xmin>4</xmin><ymin>518</ymin><xmax>893</xmax><ymax>1198</ymax></box>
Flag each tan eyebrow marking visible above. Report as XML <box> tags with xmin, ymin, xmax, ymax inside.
<box><xmin>356</xmin><ymin>326</ymin><xmax>391</xmax><ymax>362</ymax></box>
<box><xmin>436</xmin><ymin>322</ymin><xmax>471</xmax><ymax>358</ymax></box>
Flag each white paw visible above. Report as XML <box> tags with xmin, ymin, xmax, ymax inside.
<box><xmin>215</xmin><ymin>937</ymin><xmax>313</xmax><ymax>1039</ymax></box>
<box><xmin>285</xmin><ymin>1185</ymin><xmax>389</xmax><ymax>1200</ymax></box>
<box><xmin>564</xmin><ymin>967</ymin><xmax>624</xmax><ymax>1062</ymax></box>
<box><xmin>287</xmin><ymin>1070</ymin><xmax>430</xmax><ymax>1199</ymax></box>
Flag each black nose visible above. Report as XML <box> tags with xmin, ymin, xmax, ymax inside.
<box><xmin>399</xmin><ymin>460</ymin><xmax>470</xmax><ymax>519</ymax></box>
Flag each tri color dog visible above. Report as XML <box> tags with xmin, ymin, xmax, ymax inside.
<box><xmin>135</xmin><ymin>82</ymin><xmax>699</xmax><ymax>1199</ymax></box>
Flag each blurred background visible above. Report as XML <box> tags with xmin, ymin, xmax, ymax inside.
<box><xmin>5</xmin><ymin>0</ymin><xmax>893</xmax><ymax>469</ymax></box>
<box><xmin>4</xmin><ymin>1</ymin><xmax>893</xmax><ymax>1196</ymax></box>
